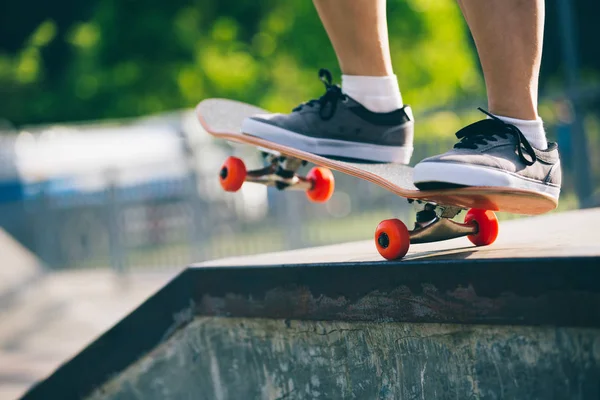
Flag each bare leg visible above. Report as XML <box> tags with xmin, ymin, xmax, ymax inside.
<box><xmin>313</xmin><ymin>0</ymin><xmax>393</xmax><ymax>76</ymax></box>
<box><xmin>242</xmin><ymin>0</ymin><xmax>411</xmax><ymax>165</ymax></box>
<box><xmin>458</xmin><ymin>0</ymin><xmax>544</xmax><ymax>120</ymax></box>
<box><xmin>414</xmin><ymin>0</ymin><xmax>557</xmax><ymax>194</ymax></box>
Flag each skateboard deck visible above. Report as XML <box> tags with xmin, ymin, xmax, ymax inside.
<box><xmin>196</xmin><ymin>98</ymin><xmax>557</xmax><ymax>215</ymax></box>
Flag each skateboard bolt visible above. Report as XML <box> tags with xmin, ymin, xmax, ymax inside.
<box><xmin>377</xmin><ymin>233</ymin><xmax>390</xmax><ymax>249</ymax></box>
<box><xmin>220</xmin><ymin>167</ymin><xmax>228</xmax><ymax>180</ymax></box>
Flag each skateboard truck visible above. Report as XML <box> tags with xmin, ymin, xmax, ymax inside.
<box><xmin>409</xmin><ymin>204</ymin><xmax>477</xmax><ymax>244</ymax></box>
<box><xmin>376</xmin><ymin>204</ymin><xmax>499</xmax><ymax>260</ymax></box>
<box><xmin>246</xmin><ymin>153</ymin><xmax>311</xmax><ymax>191</ymax></box>
<box><xmin>218</xmin><ymin>155</ymin><xmax>335</xmax><ymax>203</ymax></box>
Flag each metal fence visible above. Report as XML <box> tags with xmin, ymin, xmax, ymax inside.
<box><xmin>0</xmin><ymin>162</ymin><xmax>415</xmax><ymax>270</ymax></box>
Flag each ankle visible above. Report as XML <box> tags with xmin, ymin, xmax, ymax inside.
<box><xmin>341</xmin><ymin>74</ymin><xmax>403</xmax><ymax>113</ymax></box>
<box><xmin>488</xmin><ymin>102</ymin><xmax>538</xmax><ymax>121</ymax></box>
<box><xmin>493</xmin><ymin>113</ymin><xmax>548</xmax><ymax>150</ymax></box>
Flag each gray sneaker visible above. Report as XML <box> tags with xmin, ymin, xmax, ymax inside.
<box><xmin>413</xmin><ymin>109</ymin><xmax>561</xmax><ymax>200</ymax></box>
<box><xmin>241</xmin><ymin>69</ymin><xmax>414</xmax><ymax>163</ymax></box>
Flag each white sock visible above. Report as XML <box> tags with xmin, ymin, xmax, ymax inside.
<box><xmin>341</xmin><ymin>74</ymin><xmax>403</xmax><ymax>113</ymax></box>
<box><xmin>493</xmin><ymin>113</ymin><xmax>548</xmax><ymax>150</ymax></box>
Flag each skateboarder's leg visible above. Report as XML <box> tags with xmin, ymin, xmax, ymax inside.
<box><xmin>241</xmin><ymin>0</ymin><xmax>414</xmax><ymax>164</ymax></box>
<box><xmin>457</xmin><ymin>0</ymin><xmax>546</xmax><ymax>149</ymax></box>
<box><xmin>413</xmin><ymin>0</ymin><xmax>560</xmax><ymax>199</ymax></box>
<box><xmin>314</xmin><ymin>0</ymin><xmax>392</xmax><ymax>77</ymax></box>
<box><xmin>313</xmin><ymin>0</ymin><xmax>403</xmax><ymax>113</ymax></box>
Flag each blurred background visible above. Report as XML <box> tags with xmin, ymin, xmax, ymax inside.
<box><xmin>1</xmin><ymin>0</ymin><xmax>599</xmax><ymax>397</ymax></box>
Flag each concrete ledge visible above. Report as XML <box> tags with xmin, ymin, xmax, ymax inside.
<box><xmin>21</xmin><ymin>209</ymin><xmax>600</xmax><ymax>400</ymax></box>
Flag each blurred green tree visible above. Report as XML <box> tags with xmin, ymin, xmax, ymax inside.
<box><xmin>3</xmin><ymin>0</ymin><xmax>598</xmax><ymax>128</ymax></box>
<box><xmin>0</xmin><ymin>0</ymin><xmax>483</xmax><ymax>125</ymax></box>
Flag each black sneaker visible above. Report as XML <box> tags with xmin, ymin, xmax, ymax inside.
<box><xmin>413</xmin><ymin>109</ymin><xmax>561</xmax><ymax>200</ymax></box>
<box><xmin>242</xmin><ymin>69</ymin><xmax>414</xmax><ymax>163</ymax></box>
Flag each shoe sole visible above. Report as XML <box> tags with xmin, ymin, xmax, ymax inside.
<box><xmin>242</xmin><ymin>118</ymin><xmax>413</xmax><ymax>164</ymax></box>
<box><xmin>414</xmin><ymin>161</ymin><xmax>561</xmax><ymax>200</ymax></box>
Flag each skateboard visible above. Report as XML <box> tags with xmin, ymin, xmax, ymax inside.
<box><xmin>196</xmin><ymin>98</ymin><xmax>558</xmax><ymax>260</ymax></box>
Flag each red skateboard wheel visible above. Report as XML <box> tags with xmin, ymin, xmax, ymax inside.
<box><xmin>375</xmin><ymin>219</ymin><xmax>410</xmax><ymax>260</ymax></box>
<box><xmin>465</xmin><ymin>209</ymin><xmax>499</xmax><ymax>246</ymax></box>
<box><xmin>306</xmin><ymin>167</ymin><xmax>335</xmax><ymax>203</ymax></box>
<box><xmin>219</xmin><ymin>156</ymin><xmax>247</xmax><ymax>192</ymax></box>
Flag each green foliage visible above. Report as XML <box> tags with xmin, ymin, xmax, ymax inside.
<box><xmin>0</xmin><ymin>0</ymin><xmax>483</xmax><ymax>125</ymax></box>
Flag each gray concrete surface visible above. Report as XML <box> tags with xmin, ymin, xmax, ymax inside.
<box><xmin>87</xmin><ymin>317</ymin><xmax>600</xmax><ymax>400</ymax></box>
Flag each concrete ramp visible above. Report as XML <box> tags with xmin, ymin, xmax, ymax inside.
<box><xmin>87</xmin><ymin>319</ymin><xmax>599</xmax><ymax>400</ymax></box>
<box><xmin>21</xmin><ymin>209</ymin><xmax>600</xmax><ymax>399</ymax></box>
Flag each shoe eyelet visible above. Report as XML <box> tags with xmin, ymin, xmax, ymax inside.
<box><xmin>342</xmin><ymin>96</ymin><xmax>349</xmax><ymax>103</ymax></box>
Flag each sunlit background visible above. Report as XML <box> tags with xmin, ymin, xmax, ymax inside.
<box><xmin>1</xmin><ymin>0</ymin><xmax>599</xmax><ymax>397</ymax></box>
